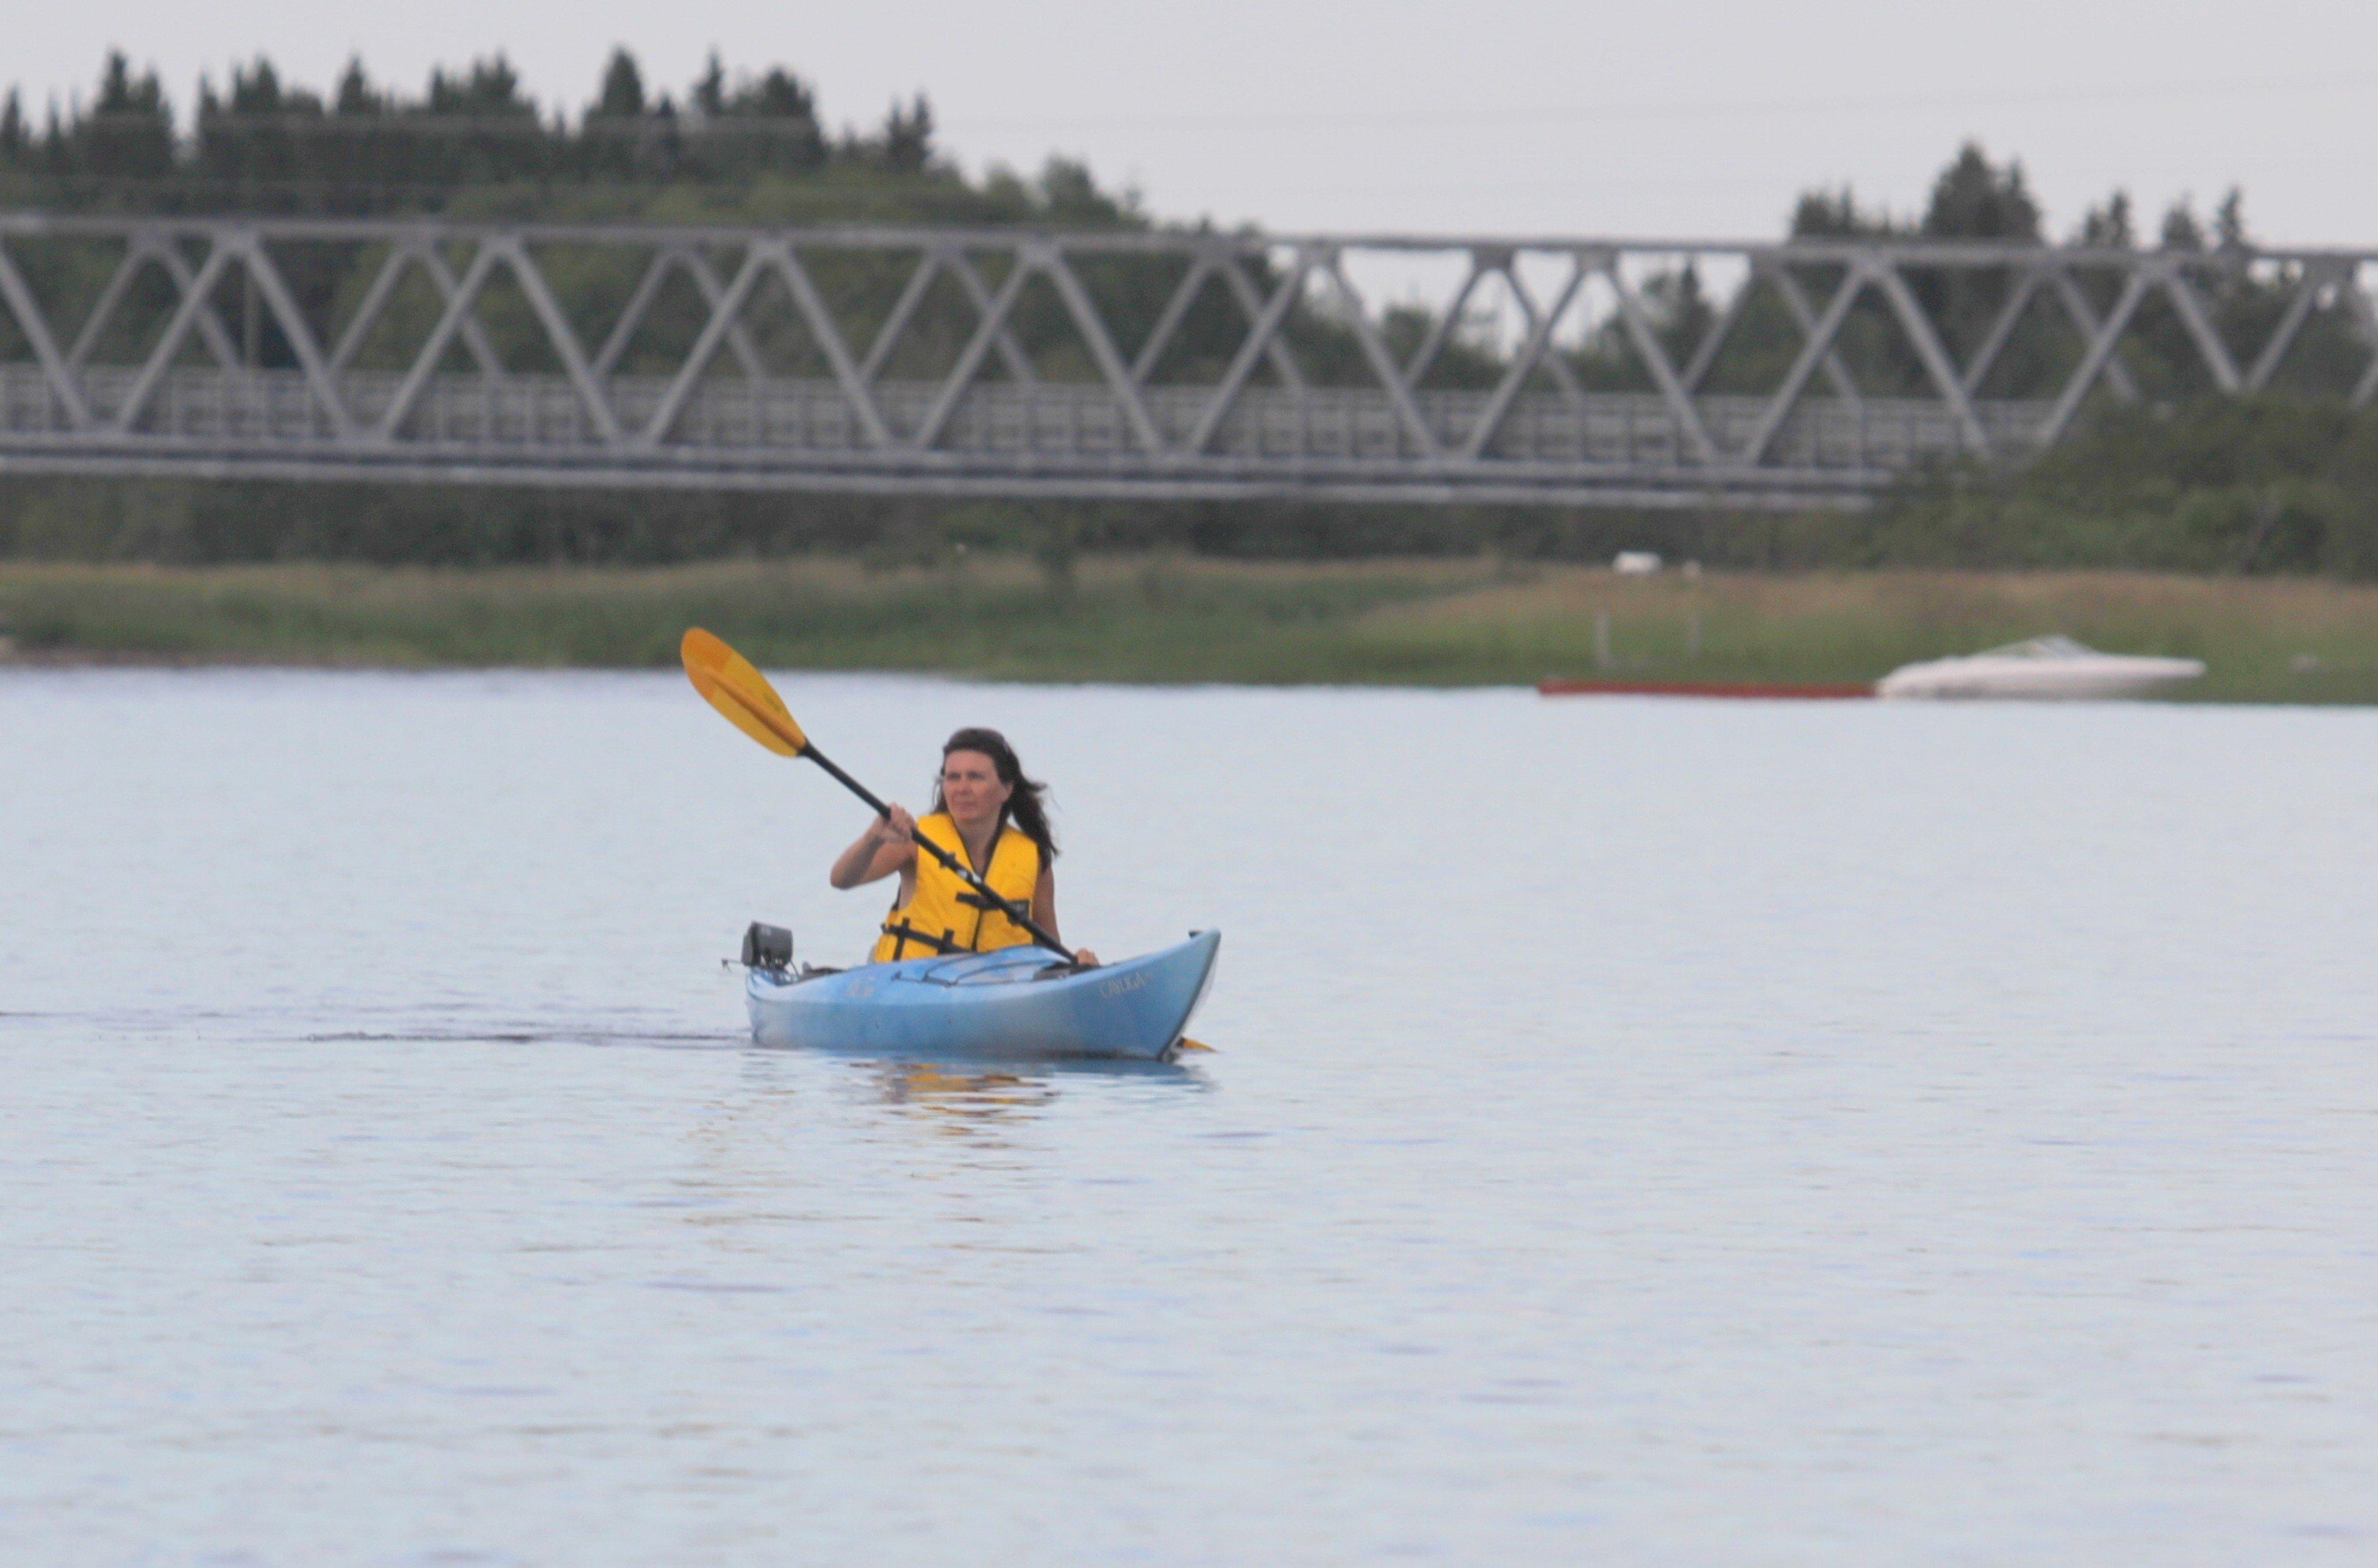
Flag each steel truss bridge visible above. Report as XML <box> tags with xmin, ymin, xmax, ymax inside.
<box><xmin>2</xmin><ymin>213</ymin><xmax>2375</xmax><ymax>509</ymax></box>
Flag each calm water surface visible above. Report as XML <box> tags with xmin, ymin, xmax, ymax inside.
<box><xmin>4</xmin><ymin>670</ymin><xmax>2376</xmax><ymax>1564</ymax></box>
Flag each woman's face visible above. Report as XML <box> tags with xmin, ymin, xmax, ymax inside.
<box><xmin>940</xmin><ymin>749</ymin><xmax>1013</xmax><ymax>826</ymax></box>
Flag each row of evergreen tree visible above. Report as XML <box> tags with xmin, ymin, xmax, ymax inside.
<box><xmin>0</xmin><ymin>49</ymin><xmax>2273</xmax><ymax>264</ymax></box>
<box><xmin>0</xmin><ymin>49</ymin><xmax>940</xmax><ymax>211</ymax></box>
<box><xmin>2</xmin><ymin>51</ymin><xmax>2265</xmax><ymax>249</ymax></box>
<box><xmin>1791</xmin><ymin>143</ymin><xmax>2249</xmax><ymax>253</ymax></box>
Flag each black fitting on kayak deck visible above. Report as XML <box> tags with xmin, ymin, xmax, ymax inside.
<box><xmin>740</xmin><ymin>922</ymin><xmax>794</xmax><ymax>974</ymax></box>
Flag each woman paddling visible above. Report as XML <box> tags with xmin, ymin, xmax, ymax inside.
<box><xmin>830</xmin><ymin>727</ymin><xmax>1098</xmax><ymax>968</ymax></box>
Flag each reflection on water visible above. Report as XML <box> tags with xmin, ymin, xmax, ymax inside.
<box><xmin>5</xmin><ymin>669</ymin><xmax>2377</xmax><ymax>1564</ymax></box>
<box><xmin>860</xmin><ymin>1055</ymin><xmax>1204</xmax><ymax>1129</ymax></box>
<box><xmin>871</xmin><ymin>1060</ymin><xmax>1061</xmax><ymax>1122</ymax></box>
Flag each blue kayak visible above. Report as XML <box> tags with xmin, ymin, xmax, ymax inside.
<box><xmin>746</xmin><ymin>930</ymin><xmax>1221</xmax><ymax>1061</ymax></box>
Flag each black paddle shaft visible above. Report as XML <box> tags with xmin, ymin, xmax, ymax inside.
<box><xmin>802</xmin><ymin>743</ymin><xmax>1073</xmax><ymax>958</ymax></box>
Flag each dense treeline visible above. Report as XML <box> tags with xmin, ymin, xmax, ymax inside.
<box><xmin>4</xmin><ymin>51</ymin><xmax>2378</xmax><ymax>577</ymax></box>
<box><xmin>0</xmin><ymin>49</ymin><xmax>984</xmax><ymax>214</ymax></box>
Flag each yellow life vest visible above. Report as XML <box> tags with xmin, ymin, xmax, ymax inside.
<box><xmin>871</xmin><ymin>811</ymin><xmax>1044</xmax><ymax>963</ymax></box>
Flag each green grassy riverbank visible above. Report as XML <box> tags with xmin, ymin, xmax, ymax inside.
<box><xmin>2</xmin><ymin>558</ymin><xmax>2374</xmax><ymax>702</ymax></box>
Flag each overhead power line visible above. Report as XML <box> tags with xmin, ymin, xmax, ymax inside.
<box><xmin>943</xmin><ymin>73</ymin><xmax>2378</xmax><ymax>135</ymax></box>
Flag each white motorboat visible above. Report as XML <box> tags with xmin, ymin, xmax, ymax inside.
<box><xmin>1875</xmin><ymin>635</ymin><xmax>2206</xmax><ymax>700</ymax></box>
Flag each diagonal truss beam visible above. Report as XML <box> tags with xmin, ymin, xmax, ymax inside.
<box><xmin>1127</xmin><ymin>254</ymin><xmax>1212</xmax><ymax>385</ymax></box>
<box><xmin>1403</xmin><ymin>252</ymin><xmax>1493</xmax><ymax>388</ymax></box>
<box><xmin>1323</xmin><ymin>251</ymin><xmax>1441</xmax><ymax>459</ymax></box>
<box><xmin>1039</xmin><ymin>245</ymin><xmax>1166</xmax><ymax>454</ymax></box>
<box><xmin>232</xmin><ymin>231</ymin><xmax>357</xmax><ymax>437</ymax></box>
<box><xmin>1959</xmin><ymin>270</ymin><xmax>2041</xmax><ymax>396</ymax></box>
<box><xmin>945</xmin><ymin>249</ymin><xmax>1040</xmax><ymax>386</ymax></box>
<box><xmin>590</xmin><ymin>247</ymin><xmax>676</xmax><ymax>380</ymax></box>
<box><xmin>1104</xmin><ymin>245</ymin><xmax>1315</xmax><ymax>395</ymax></box>
<box><xmin>2038</xmin><ymin>268</ymin><xmax>2154</xmax><ymax>444</ymax></box>
<box><xmin>2044</xmin><ymin>268</ymin><xmax>2141</xmax><ymax>404</ymax></box>
<box><xmin>912</xmin><ymin>254</ymin><xmax>1035</xmax><ymax>451</ymax></box>
<box><xmin>766</xmin><ymin>243</ymin><xmax>891</xmax><ymax>449</ymax></box>
<box><xmin>141</xmin><ymin>236</ymin><xmax>243</xmax><ymax>372</ymax></box>
<box><xmin>328</xmin><ymin>240</ymin><xmax>505</xmax><ymax>377</ymax></box>
<box><xmin>1462</xmin><ymin>257</ymin><xmax>1586</xmax><ymax>458</ymax></box>
<box><xmin>637</xmin><ymin>246</ymin><xmax>767</xmax><ymax>448</ymax></box>
<box><xmin>1498</xmin><ymin>262</ymin><xmax>1589</xmax><ymax>410</ymax></box>
<box><xmin>1739</xmin><ymin>261</ymin><xmax>1868</xmax><ymax>465</ymax></box>
<box><xmin>0</xmin><ymin>238</ymin><xmax>93</xmax><ymax>428</ymax></box>
<box><xmin>329</xmin><ymin>243</ymin><xmax>416</xmax><ymax>374</ymax></box>
<box><xmin>1601</xmin><ymin>252</ymin><xmax>1719</xmax><ymax>466</ymax></box>
<box><xmin>374</xmin><ymin>244</ymin><xmax>505</xmax><ymax>442</ymax></box>
<box><xmin>501</xmin><ymin>237</ymin><xmax>623</xmax><ymax>443</ymax></box>
<box><xmin>858</xmin><ymin>251</ymin><xmax>941</xmax><ymax>384</ymax></box>
<box><xmin>2243</xmin><ymin>264</ymin><xmax>2330</xmax><ymax>392</ymax></box>
<box><xmin>1185</xmin><ymin>248</ymin><xmax>1316</xmax><ymax>455</ymax></box>
<box><xmin>668</xmin><ymin>248</ymin><xmax>764</xmax><ymax>381</ymax></box>
<box><xmin>1216</xmin><ymin>257</ymin><xmax>1309</xmax><ymax>393</ymax></box>
<box><xmin>66</xmin><ymin>243</ymin><xmax>148</xmax><ymax>369</ymax></box>
<box><xmin>588</xmin><ymin>246</ymin><xmax>765</xmax><ymax>383</ymax></box>
<box><xmin>1680</xmin><ymin>269</ymin><xmax>1755</xmax><ymax>394</ymax></box>
<box><xmin>414</xmin><ymin>247</ymin><xmax>507</xmax><ymax>377</ymax></box>
<box><xmin>2160</xmin><ymin>268</ymin><xmax>2243</xmax><ymax>393</ymax></box>
<box><xmin>1871</xmin><ymin>263</ymin><xmax>1991</xmax><ymax>454</ymax></box>
<box><xmin>1769</xmin><ymin>266</ymin><xmax>1863</xmax><ymax>408</ymax></box>
<box><xmin>108</xmin><ymin>240</ymin><xmax>235</xmax><ymax>433</ymax></box>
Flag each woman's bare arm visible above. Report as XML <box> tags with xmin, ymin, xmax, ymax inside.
<box><xmin>1034</xmin><ymin>866</ymin><xmax>1098</xmax><ymax>966</ymax></box>
<box><xmin>1030</xmin><ymin>865</ymin><xmax>1059</xmax><ymax>942</ymax></box>
<box><xmin>830</xmin><ymin>805</ymin><xmax>918</xmax><ymax>889</ymax></box>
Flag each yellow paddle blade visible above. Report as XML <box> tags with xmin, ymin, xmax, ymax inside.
<box><xmin>681</xmin><ymin>627</ymin><xmax>807</xmax><ymax>756</ymax></box>
<box><xmin>1176</xmin><ymin>1038</ymin><xmax>1215</xmax><ymax>1053</ymax></box>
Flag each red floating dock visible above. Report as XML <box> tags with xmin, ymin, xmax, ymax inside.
<box><xmin>1537</xmin><ymin>678</ymin><xmax>1874</xmax><ymax>700</ymax></box>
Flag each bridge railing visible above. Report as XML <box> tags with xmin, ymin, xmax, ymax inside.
<box><xmin>1</xmin><ymin>214</ymin><xmax>2370</xmax><ymax>507</ymax></box>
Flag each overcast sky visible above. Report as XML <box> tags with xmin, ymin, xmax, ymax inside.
<box><xmin>5</xmin><ymin>0</ymin><xmax>2374</xmax><ymax>247</ymax></box>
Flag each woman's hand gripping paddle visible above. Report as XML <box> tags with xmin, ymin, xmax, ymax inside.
<box><xmin>680</xmin><ymin>627</ymin><xmax>1076</xmax><ymax>961</ymax></box>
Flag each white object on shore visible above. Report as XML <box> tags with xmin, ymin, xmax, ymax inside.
<box><xmin>1876</xmin><ymin>635</ymin><xmax>2206</xmax><ymax>700</ymax></box>
<box><xmin>1613</xmin><ymin>551</ymin><xmax>1662</xmax><ymax>576</ymax></box>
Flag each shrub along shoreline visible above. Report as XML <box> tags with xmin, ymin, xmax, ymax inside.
<box><xmin>2</xmin><ymin>558</ymin><xmax>2373</xmax><ymax>704</ymax></box>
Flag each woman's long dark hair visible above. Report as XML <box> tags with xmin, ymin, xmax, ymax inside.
<box><xmin>932</xmin><ymin>727</ymin><xmax>1057</xmax><ymax>862</ymax></box>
